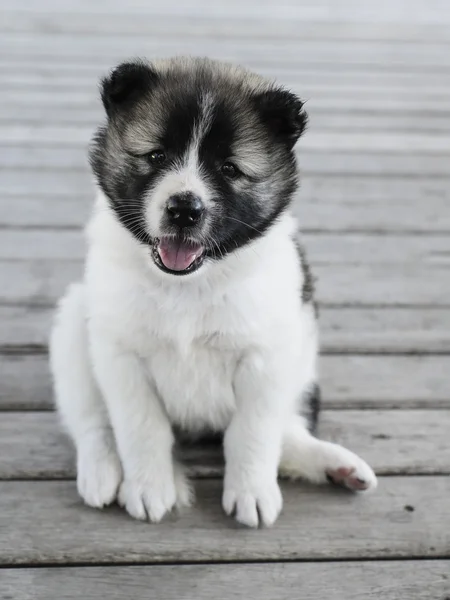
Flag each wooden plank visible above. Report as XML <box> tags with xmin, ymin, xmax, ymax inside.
<box><xmin>3</xmin><ymin>87</ymin><xmax>450</xmax><ymax>112</ymax></box>
<box><xmin>3</xmin><ymin>125</ymin><xmax>450</xmax><ymax>151</ymax></box>
<box><xmin>2</xmin><ymin>0</ymin><xmax>450</xmax><ymax>24</ymax></box>
<box><xmin>3</xmin><ymin>32</ymin><xmax>450</xmax><ymax>67</ymax></box>
<box><xmin>1</xmin><ymin>477</ymin><xmax>449</xmax><ymax>564</ymax></box>
<box><xmin>2</xmin><ymin>67</ymin><xmax>450</xmax><ymax>93</ymax></box>
<box><xmin>320</xmin><ymin>307</ymin><xmax>450</xmax><ymax>353</ymax></box>
<box><xmin>1</xmin><ymin>410</ymin><xmax>449</xmax><ymax>480</ymax></box>
<box><xmin>3</xmin><ymin>109</ymin><xmax>450</xmax><ymax>134</ymax></box>
<box><xmin>3</xmin><ymin>59</ymin><xmax>450</xmax><ymax>85</ymax></box>
<box><xmin>0</xmin><ymin>305</ymin><xmax>52</xmax><ymax>350</ymax></box>
<box><xmin>2</xmin><ymin>180</ymin><xmax>449</xmax><ymax>233</ymax></box>
<box><xmin>3</xmin><ymin>8</ymin><xmax>450</xmax><ymax>40</ymax></box>
<box><xmin>2</xmin><ymin>259</ymin><xmax>450</xmax><ymax>306</ymax></box>
<box><xmin>0</xmin><ymin>561</ymin><xmax>449</xmax><ymax>600</ymax></box>
<box><xmin>2</xmin><ymin>230</ymin><xmax>450</xmax><ymax>263</ymax></box>
<box><xmin>2</xmin><ymin>172</ymin><xmax>448</xmax><ymax>200</ymax></box>
<box><xmin>2</xmin><ymin>306</ymin><xmax>450</xmax><ymax>355</ymax></box>
<box><xmin>2</xmin><ymin>146</ymin><xmax>449</xmax><ymax>177</ymax></box>
<box><xmin>3</xmin><ymin>192</ymin><xmax>450</xmax><ymax>233</ymax></box>
<box><xmin>2</xmin><ymin>354</ymin><xmax>449</xmax><ymax>411</ymax></box>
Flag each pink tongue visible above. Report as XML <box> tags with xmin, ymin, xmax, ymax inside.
<box><xmin>157</xmin><ymin>238</ymin><xmax>204</xmax><ymax>271</ymax></box>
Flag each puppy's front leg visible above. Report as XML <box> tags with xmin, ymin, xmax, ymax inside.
<box><xmin>223</xmin><ymin>351</ymin><xmax>293</xmax><ymax>528</ymax></box>
<box><xmin>90</xmin><ymin>336</ymin><xmax>190</xmax><ymax>522</ymax></box>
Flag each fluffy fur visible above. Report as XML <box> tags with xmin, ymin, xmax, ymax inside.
<box><xmin>50</xmin><ymin>57</ymin><xmax>376</xmax><ymax>528</ymax></box>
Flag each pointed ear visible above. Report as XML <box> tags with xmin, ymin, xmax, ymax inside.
<box><xmin>100</xmin><ymin>60</ymin><xmax>159</xmax><ymax>116</ymax></box>
<box><xmin>253</xmin><ymin>88</ymin><xmax>307</xmax><ymax>147</ymax></box>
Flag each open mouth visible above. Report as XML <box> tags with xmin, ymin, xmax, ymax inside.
<box><xmin>152</xmin><ymin>236</ymin><xmax>206</xmax><ymax>275</ymax></box>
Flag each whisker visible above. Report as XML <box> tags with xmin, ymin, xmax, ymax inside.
<box><xmin>223</xmin><ymin>216</ymin><xmax>262</xmax><ymax>234</ymax></box>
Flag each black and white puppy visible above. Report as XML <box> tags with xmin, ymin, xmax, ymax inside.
<box><xmin>50</xmin><ymin>57</ymin><xmax>376</xmax><ymax>528</ymax></box>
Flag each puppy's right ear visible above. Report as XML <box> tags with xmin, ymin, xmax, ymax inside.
<box><xmin>100</xmin><ymin>60</ymin><xmax>159</xmax><ymax>117</ymax></box>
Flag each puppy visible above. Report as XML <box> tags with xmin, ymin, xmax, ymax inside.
<box><xmin>50</xmin><ymin>57</ymin><xmax>376</xmax><ymax>528</ymax></box>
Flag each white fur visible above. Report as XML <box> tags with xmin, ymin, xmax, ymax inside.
<box><xmin>50</xmin><ymin>190</ymin><xmax>376</xmax><ymax>528</ymax></box>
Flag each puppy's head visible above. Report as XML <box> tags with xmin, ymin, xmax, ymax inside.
<box><xmin>90</xmin><ymin>57</ymin><xmax>307</xmax><ymax>276</ymax></box>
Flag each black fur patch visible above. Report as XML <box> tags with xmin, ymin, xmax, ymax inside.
<box><xmin>294</xmin><ymin>236</ymin><xmax>317</xmax><ymax>314</ymax></box>
<box><xmin>253</xmin><ymin>88</ymin><xmax>308</xmax><ymax>148</ymax></box>
<box><xmin>101</xmin><ymin>61</ymin><xmax>159</xmax><ymax>115</ymax></box>
<box><xmin>302</xmin><ymin>383</ymin><xmax>321</xmax><ymax>434</ymax></box>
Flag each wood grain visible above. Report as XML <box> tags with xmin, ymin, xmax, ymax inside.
<box><xmin>2</xmin><ymin>305</ymin><xmax>450</xmax><ymax>355</ymax></box>
<box><xmin>1</xmin><ymin>0</ymin><xmax>450</xmax><ymax>589</ymax></box>
<box><xmin>2</xmin><ymin>354</ymin><xmax>450</xmax><ymax>411</ymax></box>
<box><xmin>3</xmin><ymin>147</ymin><xmax>450</xmax><ymax>177</ymax></box>
<box><xmin>2</xmin><ymin>187</ymin><xmax>450</xmax><ymax>232</ymax></box>
<box><xmin>2</xmin><ymin>171</ymin><xmax>448</xmax><ymax>200</ymax></box>
<box><xmin>3</xmin><ymin>230</ymin><xmax>450</xmax><ymax>262</ymax></box>
<box><xmin>1</xmin><ymin>410</ymin><xmax>449</xmax><ymax>479</ymax></box>
<box><xmin>0</xmin><ymin>562</ymin><xmax>449</xmax><ymax>600</ymax></box>
<box><xmin>1</xmin><ymin>477</ymin><xmax>449</xmax><ymax>565</ymax></box>
<box><xmin>3</xmin><ymin>258</ymin><xmax>450</xmax><ymax>306</ymax></box>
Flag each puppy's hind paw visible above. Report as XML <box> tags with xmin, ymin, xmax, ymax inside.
<box><xmin>326</xmin><ymin>454</ymin><xmax>377</xmax><ymax>492</ymax></box>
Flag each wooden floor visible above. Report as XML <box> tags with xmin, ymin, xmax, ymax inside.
<box><xmin>1</xmin><ymin>1</ymin><xmax>450</xmax><ymax>598</ymax></box>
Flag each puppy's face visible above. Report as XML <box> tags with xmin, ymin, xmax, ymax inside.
<box><xmin>90</xmin><ymin>58</ymin><xmax>307</xmax><ymax>276</ymax></box>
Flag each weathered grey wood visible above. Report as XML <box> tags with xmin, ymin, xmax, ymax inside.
<box><xmin>321</xmin><ymin>306</ymin><xmax>450</xmax><ymax>353</ymax></box>
<box><xmin>3</xmin><ymin>3</ymin><xmax>450</xmax><ymax>39</ymax></box>
<box><xmin>4</xmin><ymin>73</ymin><xmax>450</xmax><ymax>98</ymax></box>
<box><xmin>3</xmin><ymin>0</ymin><xmax>450</xmax><ymax>23</ymax></box>
<box><xmin>0</xmin><ymin>260</ymin><xmax>81</xmax><ymax>306</ymax></box>
<box><xmin>2</xmin><ymin>59</ymin><xmax>449</xmax><ymax>86</ymax></box>
<box><xmin>0</xmin><ymin>355</ymin><xmax>53</xmax><ymax>410</ymax></box>
<box><xmin>3</xmin><ymin>230</ymin><xmax>450</xmax><ymax>263</ymax></box>
<box><xmin>4</xmin><ymin>87</ymin><xmax>450</xmax><ymax>114</ymax></box>
<box><xmin>3</xmin><ymin>192</ymin><xmax>450</xmax><ymax>233</ymax></box>
<box><xmin>1</xmin><ymin>561</ymin><xmax>449</xmax><ymax>600</ymax></box>
<box><xmin>4</xmin><ymin>6</ymin><xmax>450</xmax><ymax>41</ymax></box>
<box><xmin>2</xmin><ymin>306</ymin><xmax>450</xmax><ymax>354</ymax></box>
<box><xmin>0</xmin><ymin>305</ymin><xmax>53</xmax><ymax>349</ymax></box>
<box><xmin>2</xmin><ymin>171</ymin><xmax>449</xmax><ymax>200</ymax></box>
<box><xmin>4</xmin><ymin>31</ymin><xmax>450</xmax><ymax>70</ymax></box>
<box><xmin>2</xmin><ymin>306</ymin><xmax>450</xmax><ymax>355</ymax></box>
<box><xmin>3</xmin><ymin>109</ymin><xmax>450</xmax><ymax>135</ymax></box>
<box><xmin>1</xmin><ymin>410</ymin><xmax>449</xmax><ymax>479</ymax></box>
<box><xmin>2</xmin><ymin>354</ymin><xmax>450</xmax><ymax>411</ymax></box>
<box><xmin>1</xmin><ymin>477</ymin><xmax>448</xmax><ymax>564</ymax></box>
<box><xmin>3</xmin><ymin>146</ymin><xmax>449</xmax><ymax>177</ymax></box>
<box><xmin>3</xmin><ymin>259</ymin><xmax>450</xmax><ymax>306</ymax></box>
<box><xmin>1</xmin><ymin>0</ymin><xmax>449</xmax><ymax>587</ymax></box>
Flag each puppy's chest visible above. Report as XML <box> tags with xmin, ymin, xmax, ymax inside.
<box><xmin>146</xmin><ymin>335</ymin><xmax>239</xmax><ymax>433</ymax></box>
<box><xmin>110</xmin><ymin>285</ymin><xmax>261</xmax><ymax>432</ymax></box>
<box><xmin>131</xmin><ymin>302</ymin><xmax>250</xmax><ymax>433</ymax></box>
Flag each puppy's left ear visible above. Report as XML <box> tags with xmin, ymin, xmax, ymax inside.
<box><xmin>253</xmin><ymin>88</ymin><xmax>307</xmax><ymax>147</ymax></box>
<box><xmin>100</xmin><ymin>60</ymin><xmax>159</xmax><ymax>117</ymax></box>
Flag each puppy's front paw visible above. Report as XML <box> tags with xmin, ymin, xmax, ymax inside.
<box><xmin>223</xmin><ymin>476</ymin><xmax>283</xmax><ymax>528</ymax></box>
<box><xmin>77</xmin><ymin>441</ymin><xmax>122</xmax><ymax>509</ymax></box>
<box><xmin>118</xmin><ymin>463</ymin><xmax>192</xmax><ymax>522</ymax></box>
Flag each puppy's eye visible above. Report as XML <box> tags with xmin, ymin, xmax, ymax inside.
<box><xmin>221</xmin><ymin>161</ymin><xmax>240</xmax><ymax>179</ymax></box>
<box><xmin>148</xmin><ymin>149</ymin><xmax>166</xmax><ymax>165</ymax></box>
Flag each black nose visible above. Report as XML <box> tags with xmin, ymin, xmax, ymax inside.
<box><xmin>166</xmin><ymin>193</ymin><xmax>205</xmax><ymax>228</ymax></box>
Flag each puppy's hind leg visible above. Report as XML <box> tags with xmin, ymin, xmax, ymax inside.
<box><xmin>50</xmin><ymin>283</ymin><xmax>122</xmax><ymax>508</ymax></box>
<box><xmin>280</xmin><ymin>414</ymin><xmax>377</xmax><ymax>492</ymax></box>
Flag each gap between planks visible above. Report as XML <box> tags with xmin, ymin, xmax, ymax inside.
<box><xmin>2</xmin><ymin>304</ymin><xmax>450</xmax><ymax>355</ymax></box>
<box><xmin>2</xmin><ymin>353</ymin><xmax>450</xmax><ymax>410</ymax></box>
<box><xmin>0</xmin><ymin>561</ymin><xmax>449</xmax><ymax>600</ymax></box>
<box><xmin>1</xmin><ymin>410</ymin><xmax>449</xmax><ymax>480</ymax></box>
<box><xmin>1</xmin><ymin>477</ymin><xmax>449</xmax><ymax>565</ymax></box>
